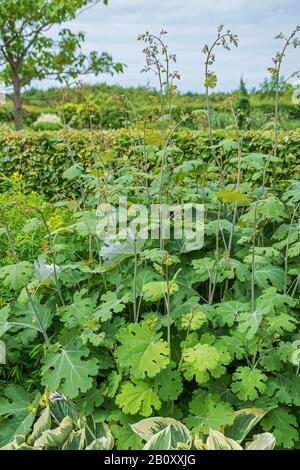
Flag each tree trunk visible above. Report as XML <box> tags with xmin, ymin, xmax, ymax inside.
<box><xmin>12</xmin><ymin>72</ymin><xmax>23</xmax><ymax>131</ymax></box>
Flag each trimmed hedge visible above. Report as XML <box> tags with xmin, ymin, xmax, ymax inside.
<box><xmin>0</xmin><ymin>128</ymin><xmax>299</xmax><ymax>198</ymax></box>
<box><xmin>0</xmin><ymin>103</ymin><xmax>51</xmax><ymax>126</ymax></box>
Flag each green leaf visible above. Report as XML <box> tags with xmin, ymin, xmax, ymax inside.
<box><xmin>109</xmin><ymin>411</ymin><xmax>143</xmax><ymax>450</ymax></box>
<box><xmin>0</xmin><ymin>261</ymin><xmax>33</xmax><ymax>291</ymax></box>
<box><xmin>261</xmin><ymin>408</ymin><xmax>299</xmax><ymax>449</ymax></box>
<box><xmin>116</xmin><ymin>323</ymin><xmax>169</xmax><ymax>379</ymax></box>
<box><xmin>100</xmin><ymin>238</ymin><xmax>145</xmax><ymax>269</ymax></box>
<box><xmin>238</xmin><ymin>310</ymin><xmax>263</xmax><ymax>339</ymax></box>
<box><xmin>265</xmin><ymin>372</ymin><xmax>300</xmax><ymax>406</ymax></box>
<box><xmin>59</xmin><ymin>289</ymin><xmax>97</xmax><ymax>328</ymax></box>
<box><xmin>192</xmin><ymin>257</ymin><xmax>215</xmax><ymax>282</ymax></box>
<box><xmin>257</xmin><ymin>197</ymin><xmax>286</xmax><ymax>221</ymax></box>
<box><xmin>181</xmin><ymin>343</ymin><xmax>223</xmax><ymax>384</ymax></box>
<box><xmin>0</xmin><ymin>385</ymin><xmax>40</xmax><ymax>447</ymax></box>
<box><xmin>212</xmin><ymin>301</ymin><xmax>250</xmax><ymax>327</ymax></box>
<box><xmin>41</xmin><ymin>335</ymin><xmax>99</xmax><ymax>399</ymax></box>
<box><xmin>115</xmin><ymin>380</ymin><xmax>161</xmax><ymax>417</ymax></box>
<box><xmin>95</xmin><ymin>291</ymin><xmax>126</xmax><ymax>322</ymax></box>
<box><xmin>75</xmin><ymin>384</ymin><xmax>104</xmax><ymax>416</ymax></box>
<box><xmin>185</xmin><ymin>392</ymin><xmax>234</xmax><ymax>434</ymax></box>
<box><xmin>254</xmin><ymin>265</ymin><xmax>285</xmax><ymax>291</ymax></box>
<box><xmin>216</xmin><ymin>190</ymin><xmax>250</xmax><ymax>204</ymax></box>
<box><xmin>104</xmin><ymin>371</ymin><xmax>122</xmax><ymax>398</ymax></box>
<box><xmin>62</xmin><ymin>163</ymin><xmax>83</xmax><ymax>180</ymax></box>
<box><xmin>288</xmin><ymin>241</ymin><xmax>300</xmax><ymax>258</ymax></box>
<box><xmin>142</xmin><ymin>280</ymin><xmax>179</xmax><ymax>302</ymax></box>
<box><xmin>180</xmin><ymin>309</ymin><xmax>206</xmax><ymax>331</ymax></box>
<box><xmin>231</xmin><ymin>367</ymin><xmax>267</xmax><ymax>401</ymax></box>
<box><xmin>153</xmin><ymin>363</ymin><xmax>183</xmax><ymax>401</ymax></box>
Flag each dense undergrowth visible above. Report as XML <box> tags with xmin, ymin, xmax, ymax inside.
<box><xmin>0</xmin><ymin>26</ymin><xmax>299</xmax><ymax>451</ymax></box>
<box><xmin>0</xmin><ymin>125</ymin><xmax>300</xmax><ymax>449</ymax></box>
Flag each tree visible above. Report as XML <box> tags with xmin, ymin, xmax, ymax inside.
<box><xmin>235</xmin><ymin>77</ymin><xmax>250</xmax><ymax>127</ymax></box>
<box><xmin>0</xmin><ymin>0</ymin><xmax>124</xmax><ymax>130</ymax></box>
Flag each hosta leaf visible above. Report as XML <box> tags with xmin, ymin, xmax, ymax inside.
<box><xmin>41</xmin><ymin>335</ymin><xmax>99</xmax><ymax>399</ymax></box>
<box><xmin>115</xmin><ymin>380</ymin><xmax>161</xmax><ymax>417</ymax></box>
<box><xmin>0</xmin><ymin>261</ymin><xmax>33</xmax><ymax>291</ymax></box>
<box><xmin>28</xmin><ymin>406</ymin><xmax>52</xmax><ymax>446</ymax></box>
<box><xmin>185</xmin><ymin>392</ymin><xmax>234</xmax><ymax>434</ymax></box>
<box><xmin>0</xmin><ymin>435</ymin><xmax>27</xmax><ymax>450</ymax></box>
<box><xmin>34</xmin><ymin>416</ymin><xmax>74</xmax><ymax>449</ymax></box>
<box><xmin>207</xmin><ymin>430</ymin><xmax>243</xmax><ymax>450</ymax></box>
<box><xmin>62</xmin><ymin>429</ymin><xmax>85</xmax><ymax>450</ymax></box>
<box><xmin>131</xmin><ymin>417</ymin><xmax>191</xmax><ymax>450</ymax></box>
<box><xmin>225</xmin><ymin>408</ymin><xmax>271</xmax><ymax>443</ymax></box>
<box><xmin>83</xmin><ymin>416</ymin><xmax>114</xmax><ymax>449</ymax></box>
<box><xmin>49</xmin><ymin>396</ymin><xmax>78</xmax><ymax>423</ymax></box>
<box><xmin>246</xmin><ymin>433</ymin><xmax>276</xmax><ymax>450</ymax></box>
<box><xmin>116</xmin><ymin>323</ymin><xmax>169</xmax><ymax>379</ymax></box>
<box><xmin>261</xmin><ymin>408</ymin><xmax>298</xmax><ymax>449</ymax></box>
<box><xmin>231</xmin><ymin>367</ymin><xmax>267</xmax><ymax>401</ymax></box>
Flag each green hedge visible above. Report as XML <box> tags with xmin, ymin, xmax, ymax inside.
<box><xmin>1</xmin><ymin>99</ymin><xmax>299</xmax><ymax>130</ymax></box>
<box><xmin>0</xmin><ymin>129</ymin><xmax>299</xmax><ymax>198</ymax></box>
<box><xmin>0</xmin><ymin>104</ymin><xmax>51</xmax><ymax>126</ymax></box>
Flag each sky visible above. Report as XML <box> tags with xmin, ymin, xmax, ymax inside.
<box><xmin>45</xmin><ymin>0</ymin><xmax>300</xmax><ymax>93</ymax></box>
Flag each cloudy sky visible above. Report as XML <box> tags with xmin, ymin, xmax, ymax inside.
<box><xmin>47</xmin><ymin>0</ymin><xmax>299</xmax><ymax>92</ymax></box>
